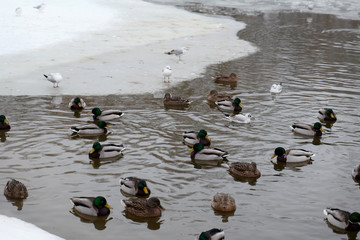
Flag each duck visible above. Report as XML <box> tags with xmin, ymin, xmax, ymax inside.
<box><xmin>0</xmin><ymin>115</ymin><xmax>11</xmax><ymax>130</ymax></box>
<box><xmin>215</xmin><ymin>73</ymin><xmax>238</xmax><ymax>83</ymax></box>
<box><xmin>90</xmin><ymin>107</ymin><xmax>124</xmax><ymax>121</ymax></box>
<box><xmin>352</xmin><ymin>164</ymin><xmax>360</xmax><ymax>181</ymax></box>
<box><xmin>207</xmin><ymin>90</ymin><xmax>233</xmax><ymax>102</ymax></box>
<box><xmin>71</xmin><ymin>196</ymin><xmax>112</xmax><ymax>217</ymax></box>
<box><xmin>211</xmin><ymin>193</ymin><xmax>236</xmax><ymax>212</ymax></box>
<box><xmin>68</xmin><ymin>97</ymin><xmax>86</xmax><ymax>111</ymax></box>
<box><xmin>227</xmin><ymin>162</ymin><xmax>261</xmax><ymax>178</ymax></box>
<box><xmin>121</xmin><ymin>197</ymin><xmax>164</xmax><ymax>218</ymax></box>
<box><xmin>271</xmin><ymin>147</ymin><xmax>315</xmax><ymax>163</ymax></box>
<box><xmin>44</xmin><ymin>73</ymin><xmax>62</xmax><ymax>88</ymax></box>
<box><xmin>270</xmin><ymin>82</ymin><xmax>283</xmax><ymax>94</ymax></box>
<box><xmin>4</xmin><ymin>179</ymin><xmax>28</xmax><ymax>199</ymax></box>
<box><xmin>323</xmin><ymin>208</ymin><xmax>360</xmax><ymax>231</ymax></box>
<box><xmin>162</xmin><ymin>65</ymin><xmax>172</xmax><ymax>83</ymax></box>
<box><xmin>197</xmin><ymin>228</ymin><xmax>225</xmax><ymax>240</ymax></box>
<box><xmin>183</xmin><ymin>129</ymin><xmax>211</xmax><ymax>148</ymax></box>
<box><xmin>225</xmin><ymin>113</ymin><xmax>255</xmax><ymax>123</ymax></box>
<box><xmin>119</xmin><ymin>177</ymin><xmax>151</xmax><ymax>197</ymax></box>
<box><xmin>215</xmin><ymin>98</ymin><xmax>242</xmax><ymax>113</ymax></box>
<box><xmin>89</xmin><ymin>142</ymin><xmax>125</xmax><ymax>159</ymax></box>
<box><xmin>290</xmin><ymin>122</ymin><xmax>324</xmax><ymax>137</ymax></box>
<box><xmin>163</xmin><ymin>93</ymin><xmax>192</xmax><ymax>107</ymax></box>
<box><xmin>190</xmin><ymin>143</ymin><xmax>228</xmax><ymax>163</ymax></box>
<box><xmin>318</xmin><ymin>108</ymin><xmax>337</xmax><ymax>122</ymax></box>
<box><xmin>0</xmin><ymin>215</ymin><xmax>65</xmax><ymax>240</ymax></box>
<box><xmin>70</xmin><ymin>121</ymin><xmax>109</xmax><ymax>136</ymax></box>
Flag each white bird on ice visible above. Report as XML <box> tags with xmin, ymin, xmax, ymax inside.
<box><xmin>162</xmin><ymin>66</ymin><xmax>172</xmax><ymax>83</ymax></box>
<box><xmin>15</xmin><ymin>7</ymin><xmax>22</xmax><ymax>17</ymax></box>
<box><xmin>270</xmin><ymin>82</ymin><xmax>283</xmax><ymax>94</ymax></box>
<box><xmin>33</xmin><ymin>3</ymin><xmax>45</xmax><ymax>12</ymax></box>
<box><xmin>44</xmin><ymin>73</ymin><xmax>63</xmax><ymax>88</ymax></box>
<box><xmin>164</xmin><ymin>47</ymin><xmax>188</xmax><ymax>61</ymax></box>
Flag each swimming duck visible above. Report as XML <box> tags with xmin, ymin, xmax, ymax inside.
<box><xmin>121</xmin><ymin>197</ymin><xmax>164</xmax><ymax>218</ymax></box>
<box><xmin>318</xmin><ymin>108</ymin><xmax>337</xmax><ymax>122</ymax></box>
<box><xmin>290</xmin><ymin>122</ymin><xmax>324</xmax><ymax>137</ymax></box>
<box><xmin>225</xmin><ymin>113</ymin><xmax>255</xmax><ymax>123</ymax></box>
<box><xmin>71</xmin><ymin>196</ymin><xmax>112</xmax><ymax>217</ymax></box>
<box><xmin>270</xmin><ymin>83</ymin><xmax>283</xmax><ymax>94</ymax></box>
<box><xmin>44</xmin><ymin>73</ymin><xmax>62</xmax><ymax>88</ymax></box>
<box><xmin>90</xmin><ymin>107</ymin><xmax>124</xmax><ymax>121</ymax></box>
<box><xmin>352</xmin><ymin>164</ymin><xmax>360</xmax><ymax>181</ymax></box>
<box><xmin>323</xmin><ymin>208</ymin><xmax>360</xmax><ymax>231</ymax></box>
<box><xmin>163</xmin><ymin>93</ymin><xmax>192</xmax><ymax>107</ymax></box>
<box><xmin>70</xmin><ymin>121</ymin><xmax>109</xmax><ymax>136</ymax></box>
<box><xmin>215</xmin><ymin>73</ymin><xmax>238</xmax><ymax>83</ymax></box>
<box><xmin>271</xmin><ymin>147</ymin><xmax>315</xmax><ymax>163</ymax></box>
<box><xmin>89</xmin><ymin>142</ymin><xmax>125</xmax><ymax>159</ymax></box>
<box><xmin>190</xmin><ymin>143</ymin><xmax>228</xmax><ymax>162</ymax></box>
<box><xmin>197</xmin><ymin>228</ymin><xmax>225</xmax><ymax>240</ymax></box>
<box><xmin>211</xmin><ymin>193</ymin><xmax>236</xmax><ymax>212</ymax></box>
<box><xmin>207</xmin><ymin>90</ymin><xmax>233</xmax><ymax>102</ymax></box>
<box><xmin>119</xmin><ymin>177</ymin><xmax>151</xmax><ymax>197</ymax></box>
<box><xmin>68</xmin><ymin>97</ymin><xmax>86</xmax><ymax>111</ymax></box>
<box><xmin>227</xmin><ymin>162</ymin><xmax>261</xmax><ymax>178</ymax></box>
<box><xmin>183</xmin><ymin>129</ymin><xmax>211</xmax><ymax>148</ymax></box>
<box><xmin>215</xmin><ymin>98</ymin><xmax>242</xmax><ymax>113</ymax></box>
<box><xmin>4</xmin><ymin>179</ymin><xmax>28</xmax><ymax>199</ymax></box>
<box><xmin>0</xmin><ymin>115</ymin><xmax>11</xmax><ymax>130</ymax></box>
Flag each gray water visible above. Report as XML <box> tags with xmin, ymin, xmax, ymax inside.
<box><xmin>1</xmin><ymin>2</ymin><xmax>360</xmax><ymax>240</ymax></box>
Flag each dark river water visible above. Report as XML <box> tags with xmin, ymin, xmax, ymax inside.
<box><xmin>1</xmin><ymin>2</ymin><xmax>360</xmax><ymax>240</ymax></box>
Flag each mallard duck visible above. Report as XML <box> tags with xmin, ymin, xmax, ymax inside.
<box><xmin>323</xmin><ymin>208</ymin><xmax>360</xmax><ymax>231</ymax></box>
<box><xmin>121</xmin><ymin>197</ymin><xmax>164</xmax><ymax>218</ymax></box>
<box><xmin>352</xmin><ymin>164</ymin><xmax>360</xmax><ymax>181</ymax></box>
<box><xmin>119</xmin><ymin>177</ymin><xmax>151</xmax><ymax>197</ymax></box>
<box><xmin>44</xmin><ymin>73</ymin><xmax>62</xmax><ymax>88</ymax></box>
<box><xmin>318</xmin><ymin>108</ymin><xmax>337</xmax><ymax>122</ymax></box>
<box><xmin>290</xmin><ymin>122</ymin><xmax>324</xmax><ymax>137</ymax></box>
<box><xmin>89</xmin><ymin>142</ymin><xmax>125</xmax><ymax>159</ymax></box>
<box><xmin>225</xmin><ymin>113</ymin><xmax>254</xmax><ymax>123</ymax></box>
<box><xmin>207</xmin><ymin>90</ymin><xmax>233</xmax><ymax>102</ymax></box>
<box><xmin>71</xmin><ymin>196</ymin><xmax>112</xmax><ymax>217</ymax></box>
<box><xmin>190</xmin><ymin>143</ymin><xmax>228</xmax><ymax>162</ymax></box>
<box><xmin>90</xmin><ymin>107</ymin><xmax>124</xmax><ymax>121</ymax></box>
<box><xmin>215</xmin><ymin>98</ymin><xmax>242</xmax><ymax>113</ymax></box>
<box><xmin>271</xmin><ymin>147</ymin><xmax>315</xmax><ymax>163</ymax></box>
<box><xmin>228</xmin><ymin>162</ymin><xmax>261</xmax><ymax>178</ymax></box>
<box><xmin>4</xmin><ymin>179</ymin><xmax>28</xmax><ymax>199</ymax></box>
<box><xmin>270</xmin><ymin>83</ymin><xmax>283</xmax><ymax>94</ymax></box>
<box><xmin>183</xmin><ymin>130</ymin><xmax>211</xmax><ymax>148</ymax></box>
<box><xmin>211</xmin><ymin>193</ymin><xmax>236</xmax><ymax>212</ymax></box>
<box><xmin>0</xmin><ymin>115</ymin><xmax>11</xmax><ymax>130</ymax></box>
<box><xmin>68</xmin><ymin>97</ymin><xmax>86</xmax><ymax>111</ymax></box>
<box><xmin>0</xmin><ymin>215</ymin><xmax>65</xmax><ymax>240</ymax></box>
<box><xmin>163</xmin><ymin>93</ymin><xmax>192</xmax><ymax>107</ymax></box>
<box><xmin>215</xmin><ymin>73</ymin><xmax>238</xmax><ymax>83</ymax></box>
<box><xmin>197</xmin><ymin>228</ymin><xmax>225</xmax><ymax>240</ymax></box>
<box><xmin>70</xmin><ymin>121</ymin><xmax>109</xmax><ymax>136</ymax></box>
<box><xmin>162</xmin><ymin>65</ymin><xmax>172</xmax><ymax>83</ymax></box>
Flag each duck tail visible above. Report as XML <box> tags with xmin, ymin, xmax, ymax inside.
<box><xmin>43</xmin><ymin>74</ymin><xmax>48</xmax><ymax>78</ymax></box>
<box><xmin>120</xmin><ymin>199</ymin><xmax>127</xmax><ymax>207</ymax></box>
<box><xmin>223</xmin><ymin>163</ymin><xmax>230</xmax><ymax>169</ymax></box>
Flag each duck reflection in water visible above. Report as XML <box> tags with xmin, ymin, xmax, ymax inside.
<box><xmin>70</xmin><ymin>209</ymin><xmax>113</xmax><ymax>231</ymax></box>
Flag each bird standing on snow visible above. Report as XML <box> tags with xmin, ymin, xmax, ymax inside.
<box><xmin>44</xmin><ymin>73</ymin><xmax>62</xmax><ymax>88</ymax></box>
<box><xmin>15</xmin><ymin>7</ymin><xmax>22</xmax><ymax>17</ymax></box>
<box><xmin>33</xmin><ymin>3</ymin><xmax>45</xmax><ymax>12</ymax></box>
<box><xmin>162</xmin><ymin>66</ymin><xmax>172</xmax><ymax>83</ymax></box>
<box><xmin>164</xmin><ymin>47</ymin><xmax>188</xmax><ymax>61</ymax></box>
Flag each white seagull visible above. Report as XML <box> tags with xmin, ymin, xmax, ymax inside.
<box><xmin>15</xmin><ymin>7</ymin><xmax>22</xmax><ymax>17</ymax></box>
<box><xmin>225</xmin><ymin>113</ymin><xmax>255</xmax><ymax>123</ymax></box>
<box><xmin>165</xmin><ymin>47</ymin><xmax>188</xmax><ymax>61</ymax></box>
<box><xmin>162</xmin><ymin>66</ymin><xmax>172</xmax><ymax>83</ymax></box>
<box><xmin>44</xmin><ymin>73</ymin><xmax>63</xmax><ymax>88</ymax></box>
<box><xmin>33</xmin><ymin>3</ymin><xmax>45</xmax><ymax>12</ymax></box>
<box><xmin>270</xmin><ymin>82</ymin><xmax>283</xmax><ymax>94</ymax></box>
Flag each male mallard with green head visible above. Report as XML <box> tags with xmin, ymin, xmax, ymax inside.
<box><xmin>71</xmin><ymin>121</ymin><xmax>109</xmax><ymax>136</ymax></box>
<box><xmin>318</xmin><ymin>108</ymin><xmax>337</xmax><ymax>122</ymax></box>
<box><xmin>90</xmin><ymin>107</ymin><xmax>124</xmax><ymax>121</ymax></box>
<box><xmin>183</xmin><ymin>129</ymin><xmax>211</xmax><ymax>148</ymax></box>
<box><xmin>190</xmin><ymin>143</ymin><xmax>228</xmax><ymax>163</ymax></box>
<box><xmin>0</xmin><ymin>115</ymin><xmax>11</xmax><ymax>130</ymax></box>
<box><xmin>215</xmin><ymin>98</ymin><xmax>242</xmax><ymax>113</ymax></box>
<box><xmin>291</xmin><ymin>122</ymin><xmax>324</xmax><ymax>137</ymax></box>
<box><xmin>271</xmin><ymin>147</ymin><xmax>315</xmax><ymax>163</ymax></box>
<box><xmin>89</xmin><ymin>142</ymin><xmax>125</xmax><ymax>159</ymax></box>
<box><xmin>324</xmin><ymin>208</ymin><xmax>360</xmax><ymax>231</ymax></box>
<box><xmin>68</xmin><ymin>97</ymin><xmax>86</xmax><ymax>111</ymax></box>
<box><xmin>197</xmin><ymin>228</ymin><xmax>225</xmax><ymax>240</ymax></box>
<box><xmin>71</xmin><ymin>196</ymin><xmax>112</xmax><ymax>217</ymax></box>
<box><xmin>120</xmin><ymin>177</ymin><xmax>151</xmax><ymax>197</ymax></box>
